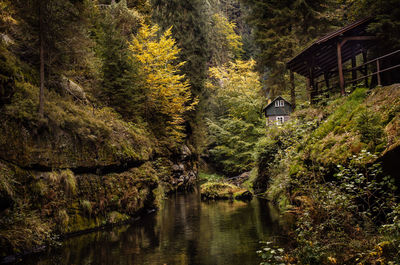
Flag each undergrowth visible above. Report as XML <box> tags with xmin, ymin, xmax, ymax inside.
<box><xmin>257</xmin><ymin>86</ymin><xmax>400</xmax><ymax>264</ymax></box>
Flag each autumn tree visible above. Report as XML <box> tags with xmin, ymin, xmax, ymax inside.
<box><xmin>207</xmin><ymin>13</ymin><xmax>243</xmax><ymax>67</ymax></box>
<box><xmin>129</xmin><ymin>24</ymin><xmax>197</xmax><ymax>144</ymax></box>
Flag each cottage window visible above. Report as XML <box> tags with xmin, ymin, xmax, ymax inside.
<box><xmin>275</xmin><ymin>100</ymin><xmax>285</xmax><ymax>107</ymax></box>
<box><xmin>276</xmin><ymin>116</ymin><xmax>284</xmax><ymax>125</ymax></box>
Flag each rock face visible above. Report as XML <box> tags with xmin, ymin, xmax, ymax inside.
<box><xmin>0</xmin><ymin>118</ymin><xmax>153</xmax><ymax>170</ymax></box>
<box><xmin>0</xmin><ymin>161</ymin><xmax>160</xmax><ymax>257</ymax></box>
<box><xmin>158</xmin><ymin>144</ymin><xmax>198</xmax><ymax>193</ymax></box>
<box><xmin>0</xmin><ymin>96</ymin><xmax>160</xmax><ymax>257</ymax></box>
<box><xmin>61</xmin><ymin>76</ymin><xmax>87</xmax><ymax>102</ymax></box>
<box><xmin>228</xmin><ymin>171</ymin><xmax>251</xmax><ymax>186</ymax></box>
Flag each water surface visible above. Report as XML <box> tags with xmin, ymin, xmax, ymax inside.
<box><xmin>23</xmin><ymin>188</ymin><xmax>287</xmax><ymax>265</ymax></box>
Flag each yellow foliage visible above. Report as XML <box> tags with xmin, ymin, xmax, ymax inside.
<box><xmin>206</xmin><ymin>59</ymin><xmax>262</xmax><ymax>121</ymax></box>
<box><xmin>129</xmin><ymin>24</ymin><xmax>197</xmax><ymax>142</ymax></box>
<box><xmin>208</xmin><ymin>13</ymin><xmax>243</xmax><ymax>66</ymax></box>
<box><xmin>328</xmin><ymin>256</ymin><xmax>337</xmax><ymax>264</ymax></box>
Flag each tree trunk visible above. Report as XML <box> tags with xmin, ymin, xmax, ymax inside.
<box><xmin>290</xmin><ymin>71</ymin><xmax>296</xmax><ymax>110</ymax></box>
<box><xmin>39</xmin><ymin>1</ymin><xmax>45</xmax><ymax>116</ymax></box>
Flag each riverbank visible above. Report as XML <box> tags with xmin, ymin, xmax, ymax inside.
<box><xmin>0</xmin><ymin>47</ymin><xmax>198</xmax><ymax>258</ymax></box>
<box><xmin>3</xmin><ymin>189</ymin><xmax>289</xmax><ymax>265</ymax></box>
<box><xmin>255</xmin><ymin>85</ymin><xmax>400</xmax><ymax>264</ymax></box>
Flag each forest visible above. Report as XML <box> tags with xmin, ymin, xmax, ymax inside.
<box><xmin>0</xmin><ymin>0</ymin><xmax>400</xmax><ymax>264</ymax></box>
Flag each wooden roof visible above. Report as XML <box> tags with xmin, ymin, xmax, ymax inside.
<box><xmin>287</xmin><ymin>18</ymin><xmax>376</xmax><ymax>78</ymax></box>
<box><xmin>263</xmin><ymin>96</ymin><xmax>292</xmax><ymax>112</ymax></box>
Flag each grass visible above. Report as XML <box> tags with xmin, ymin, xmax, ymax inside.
<box><xmin>313</xmin><ymin>87</ymin><xmax>368</xmax><ymax>140</ymax></box>
<box><xmin>60</xmin><ymin>170</ymin><xmax>77</xmax><ymax>196</ymax></box>
<box><xmin>198</xmin><ymin>172</ymin><xmax>224</xmax><ymax>182</ymax></box>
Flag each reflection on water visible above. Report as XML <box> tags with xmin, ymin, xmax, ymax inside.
<box><xmin>23</xmin><ymin>187</ymin><xmax>288</xmax><ymax>265</ymax></box>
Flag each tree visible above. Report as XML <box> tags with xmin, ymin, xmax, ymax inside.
<box><xmin>151</xmin><ymin>0</ymin><xmax>209</xmax><ymax>95</ymax></box>
<box><xmin>94</xmin><ymin>0</ymin><xmax>144</xmax><ymax>119</ymax></box>
<box><xmin>240</xmin><ymin>0</ymin><xmax>338</xmax><ymax>97</ymax></box>
<box><xmin>12</xmin><ymin>0</ymin><xmax>95</xmax><ymax>114</ymax></box>
<box><xmin>207</xmin><ymin>13</ymin><xmax>243</xmax><ymax>67</ymax></box>
<box><xmin>129</xmin><ymin>24</ymin><xmax>197</xmax><ymax>144</ymax></box>
<box><xmin>205</xmin><ymin>59</ymin><xmax>264</xmax><ymax>176</ymax></box>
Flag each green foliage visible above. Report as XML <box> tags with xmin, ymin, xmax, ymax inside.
<box><xmin>341</xmin><ymin>0</ymin><xmax>400</xmax><ymax>50</ymax></box>
<box><xmin>335</xmin><ymin>150</ymin><xmax>397</xmax><ymax>221</ymax></box>
<box><xmin>151</xmin><ymin>0</ymin><xmax>209</xmax><ymax>94</ymax></box>
<box><xmin>356</xmin><ymin>109</ymin><xmax>385</xmax><ymax>148</ymax></box>
<box><xmin>94</xmin><ymin>0</ymin><xmax>144</xmax><ymax>119</ymax></box>
<box><xmin>314</xmin><ymin>87</ymin><xmax>368</xmax><ymax>140</ymax></box>
<box><xmin>255</xmin><ymin>85</ymin><xmax>400</xmax><ymax>264</ymax></box>
<box><xmin>205</xmin><ymin>60</ymin><xmax>264</xmax><ymax>176</ymax></box>
<box><xmin>13</xmin><ymin>0</ymin><xmax>96</xmax><ymax>82</ymax></box>
<box><xmin>257</xmin><ymin>241</ymin><xmax>286</xmax><ymax>265</ymax></box>
<box><xmin>198</xmin><ymin>172</ymin><xmax>224</xmax><ymax>182</ymax></box>
<box><xmin>241</xmin><ymin>0</ymin><xmax>339</xmax><ymax>96</ymax></box>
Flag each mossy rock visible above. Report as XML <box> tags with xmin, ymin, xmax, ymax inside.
<box><xmin>200</xmin><ymin>182</ymin><xmax>252</xmax><ymax>201</ymax></box>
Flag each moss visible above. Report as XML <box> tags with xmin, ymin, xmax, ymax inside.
<box><xmin>107</xmin><ymin>211</ymin><xmax>130</xmax><ymax>224</ymax></box>
<box><xmin>0</xmin><ymin>84</ymin><xmax>155</xmax><ymax>169</ymax></box>
<box><xmin>313</xmin><ymin>87</ymin><xmax>368</xmax><ymax>140</ymax></box>
<box><xmin>200</xmin><ymin>181</ymin><xmax>251</xmax><ymax>201</ymax></box>
<box><xmin>0</xmin><ymin>162</ymin><xmax>16</xmax><ymax>198</ymax></box>
<box><xmin>80</xmin><ymin>200</ymin><xmax>92</xmax><ymax>215</ymax></box>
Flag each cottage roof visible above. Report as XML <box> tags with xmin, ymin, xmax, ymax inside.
<box><xmin>263</xmin><ymin>96</ymin><xmax>292</xmax><ymax>112</ymax></box>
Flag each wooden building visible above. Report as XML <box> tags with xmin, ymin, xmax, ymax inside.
<box><xmin>263</xmin><ymin>96</ymin><xmax>293</xmax><ymax>125</ymax></box>
<box><xmin>287</xmin><ymin>18</ymin><xmax>400</xmax><ymax>103</ymax></box>
<box><xmin>286</xmin><ymin>18</ymin><xmax>400</xmax><ymax>103</ymax></box>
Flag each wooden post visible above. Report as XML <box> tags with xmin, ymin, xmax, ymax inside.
<box><xmin>363</xmin><ymin>51</ymin><xmax>368</xmax><ymax>87</ymax></box>
<box><xmin>309</xmin><ymin>67</ymin><xmax>315</xmax><ymax>104</ymax></box>
<box><xmin>377</xmin><ymin>59</ymin><xmax>381</xmax><ymax>86</ymax></box>
<box><xmin>337</xmin><ymin>41</ymin><xmax>345</xmax><ymax>95</ymax></box>
<box><xmin>290</xmin><ymin>71</ymin><xmax>296</xmax><ymax>109</ymax></box>
<box><xmin>351</xmin><ymin>47</ymin><xmax>357</xmax><ymax>87</ymax></box>
<box><xmin>324</xmin><ymin>72</ymin><xmax>330</xmax><ymax>90</ymax></box>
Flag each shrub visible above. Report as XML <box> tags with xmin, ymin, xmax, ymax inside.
<box><xmin>356</xmin><ymin>109</ymin><xmax>384</xmax><ymax>148</ymax></box>
<box><xmin>80</xmin><ymin>200</ymin><xmax>92</xmax><ymax>215</ymax></box>
<box><xmin>60</xmin><ymin>170</ymin><xmax>77</xmax><ymax>196</ymax></box>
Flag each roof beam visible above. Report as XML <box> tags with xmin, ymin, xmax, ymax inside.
<box><xmin>340</xmin><ymin>36</ymin><xmax>376</xmax><ymax>46</ymax></box>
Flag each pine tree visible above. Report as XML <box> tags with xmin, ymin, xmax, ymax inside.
<box><xmin>12</xmin><ymin>0</ymin><xmax>95</xmax><ymax>113</ymax></box>
<box><xmin>151</xmin><ymin>0</ymin><xmax>209</xmax><ymax>95</ymax></box>
<box><xmin>241</xmin><ymin>0</ymin><xmax>338</xmax><ymax>97</ymax></box>
<box><xmin>94</xmin><ymin>0</ymin><xmax>144</xmax><ymax>119</ymax></box>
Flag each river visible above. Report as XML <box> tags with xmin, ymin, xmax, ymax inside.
<box><xmin>20</xmin><ymin>186</ymin><xmax>288</xmax><ymax>265</ymax></box>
